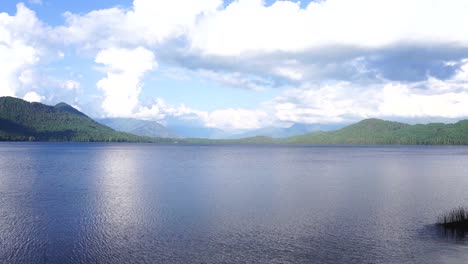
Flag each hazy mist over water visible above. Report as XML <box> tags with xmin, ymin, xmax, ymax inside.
<box><xmin>1</xmin><ymin>143</ymin><xmax>468</xmax><ymax>263</ymax></box>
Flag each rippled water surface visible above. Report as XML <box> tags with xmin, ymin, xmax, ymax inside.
<box><xmin>1</xmin><ymin>143</ymin><xmax>468</xmax><ymax>263</ymax></box>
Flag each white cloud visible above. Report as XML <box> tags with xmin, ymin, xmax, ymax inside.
<box><xmin>453</xmin><ymin>59</ymin><xmax>468</xmax><ymax>82</ymax></box>
<box><xmin>133</xmin><ymin>98</ymin><xmax>269</xmax><ymax>130</ymax></box>
<box><xmin>198</xmin><ymin>69</ymin><xmax>272</xmax><ymax>91</ymax></box>
<box><xmin>272</xmin><ymin>82</ymin><xmax>379</xmax><ymax>123</ymax></box>
<box><xmin>0</xmin><ymin>3</ymin><xmax>43</xmax><ymax>97</ymax></box>
<box><xmin>3</xmin><ymin>0</ymin><xmax>468</xmax><ymax>130</ymax></box>
<box><xmin>37</xmin><ymin>77</ymin><xmax>81</xmax><ymax>92</ymax></box>
<box><xmin>378</xmin><ymin>83</ymin><xmax>468</xmax><ymax>118</ymax></box>
<box><xmin>18</xmin><ymin>69</ymin><xmax>36</xmax><ymax>86</ymax></box>
<box><xmin>376</xmin><ymin>62</ymin><xmax>468</xmax><ymax>118</ymax></box>
<box><xmin>190</xmin><ymin>0</ymin><xmax>468</xmax><ymax>56</ymax></box>
<box><xmin>71</xmin><ymin>104</ymin><xmax>82</xmax><ymax>111</ymax></box>
<box><xmin>126</xmin><ymin>0</ymin><xmax>221</xmax><ymax>44</ymax></box>
<box><xmin>132</xmin><ymin>58</ymin><xmax>468</xmax><ymax>128</ymax></box>
<box><xmin>272</xmin><ymin>59</ymin><xmax>468</xmax><ymax>123</ymax></box>
<box><xmin>55</xmin><ymin>8</ymin><xmax>126</xmax><ymax>48</ymax></box>
<box><xmin>48</xmin><ymin>0</ymin><xmax>468</xmax><ymax>61</ymax></box>
<box><xmin>55</xmin><ymin>0</ymin><xmax>468</xmax><ymax>55</ymax></box>
<box><xmin>135</xmin><ymin>98</ymin><xmax>195</xmax><ymax>120</ymax></box>
<box><xmin>202</xmin><ymin>108</ymin><xmax>268</xmax><ymax>130</ymax></box>
<box><xmin>0</xmin><ymin>42</ymin><xmax>39</xmax><ymax>96</ymax></box>
<box><xmin>23</xmin><ymin>91</ymin><xmax>44</xmax><ymax>102</ymax></box>
<box><xmin>55</xmin><ymin>0</ymin><xmax>221</xmax><ymax>49</ymax></box>
<box><xmin>274</xmin><ymin>67</ymin><xmax>303</xmax><ymax>81</ymax></box>
<box><xmin>62</xmin><ymin>80</ymin><xmax>80</xmax><ymax>91</ymax></box>
<box><xmin>49</xmin><ymin>0</ymin><xmax>468</xmax><ymax>91</ymax></box>
<box><xmin>95</xmin><ymin>47</ymin><xmax>156</xmax><ymax>117</ymax></box>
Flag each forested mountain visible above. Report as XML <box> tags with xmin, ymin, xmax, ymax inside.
<box><xmin>286</xmin><ymin>118</ymin><xmax>468</xmax><ymax>145</ymax></box>
<box><xmin>0</xmin><ymin>97</ymin><xmax>173</xmax><ymax>142</ymax></box>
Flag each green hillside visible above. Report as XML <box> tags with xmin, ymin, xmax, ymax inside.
<box><xmin>0</xmin><ymin>97</ymin><xmax>173</xmax><ymax>142</ymax></box>
<box><xmin>287</xmin><ymin>118</ymin><xmax>468</xmax><ymax>145</ymax></box>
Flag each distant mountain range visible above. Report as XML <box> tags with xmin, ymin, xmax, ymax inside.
<box><xmin>2</xmin><ymin>96</ymin><xmax>468</xmax><ymax>145</ymax></box>
<box><xmin>97</xmin><ymin>118</ymin><xmax>179</xmax><ymax>138</ymax></box>
<box><xmin>166</xmin><ymin>125</ymin><xmax>228</xmax><ymax>139</ymax></box>
<box><xmin>0</xmin><ymin>97</ymin><xmax>173</xmax><ymax>142</ymax></box>
<box><xmin>230</xmin><ymin>123</ymin><xmax>345</xmax><ymax>139</ymax></box>
<box><xmin>97</xmin><ymin>118</ymin><xmax>344</xmax><ymax>139</ymax></box>
<box><xmin>96</xmin><ymin>117</ymin><xmax>230</xmax><ymax>139</ymax></box>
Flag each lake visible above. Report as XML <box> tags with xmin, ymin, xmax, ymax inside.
<box><xmin>0</xmin><ymin>143</ymin><xmax>467</xmax><ymax>263</ymax></box>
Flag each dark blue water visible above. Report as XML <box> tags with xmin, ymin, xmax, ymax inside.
<box><xmin>0</xmin><ymin>143</ymin><xmax>468</xmax><ymax>263</ymax></box>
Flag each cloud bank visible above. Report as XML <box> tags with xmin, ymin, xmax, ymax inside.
<box><xmin>1</xmin><ymin>0</ymin><xmax>468</xmax><ymax>129</ymax></box>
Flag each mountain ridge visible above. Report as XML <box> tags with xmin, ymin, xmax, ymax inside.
<box><xmin>286</xmin><ymin>118</ymin><xmax>468</xmax><ymax>145</ymax></box>
<box><xmin>0</xmin><ymin>97</ymin><xmax>173</xmax><ymax>142</ymax></box>
<box><xmin>2</xmin><ymin>97</ymin><xmax>468</xmax><ymax>145</ymax></box>
<box><xmin>229</xmin><ymin>122</ymin><xmax>345</xmax><ymax>139</ymax></box>
<box><xmin>97</xmin><ymin>118</ymin><xmax>179</xmax><ymax>139</ymax></box>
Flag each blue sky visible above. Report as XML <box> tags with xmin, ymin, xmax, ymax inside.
<box><xmin>1</xmin><ymin>0</ymin><xmax>468</xmax><ymax>130</ymax></box>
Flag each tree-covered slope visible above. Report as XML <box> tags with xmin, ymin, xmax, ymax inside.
<box><xmin>0</xmin><ymin>97</ymin><xmax>172</xmax><ymax>142</ymax></box>
<box><xmin>286</xmin><ymin>118</ymin><xmax>468</xmax><ymax>145</ymax></box>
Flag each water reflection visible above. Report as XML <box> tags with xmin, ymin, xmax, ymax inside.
<box><xmin>2</xmin><ymin>143</ymin><xmax>468</xmax><ymax>263</ymax></box>
<box><xmin>98</xmin><ymin>147</ymin><xmax>141</xmax><ymax>226</ymax></box>
<box><xmin>0</xmin><ymin>144</ymin><xmax>45</xmax><ymax>263</ymax></box>
<box><xmin>437</xmin><ymin>226</ymin><xmax>468</xmax><ymax>243</ymax></box>
<box><xmin>73</xmin><ymin>146</ymin><xmax>150</xmax><ymax>262</ymax></box>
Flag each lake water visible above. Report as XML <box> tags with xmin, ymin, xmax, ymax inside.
<box><xmin>0</xmin><ymin>143</ymin><xmax>468</xmax><ymax>263</ymax></box>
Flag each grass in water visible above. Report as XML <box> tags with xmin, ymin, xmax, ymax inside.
<box><xmin>437</xmin><ymin>207</ymin><xmax>468</xmax><ymax>228</ymax></box>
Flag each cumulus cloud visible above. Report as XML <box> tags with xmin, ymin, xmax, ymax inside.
<box><xmin>50</xmin><ymin>0</ymin><xmax>468</xmax><ymax>89</ymax></box>
<box><xmin>54</xmin><ymin>0</ymin><xmax>221</xmax><ymax>49</ymax></box>
<box><xmin>61</xmin><ymin>80</ymin><xmax>80</xmax><ymax>91</ymax></box>
<box><xmin>190</xmin><ymin>0</ymin><xmax>468</xmax><ymax>55</ymax></box>
<box><xmin>0</xmin><ymin>3</ymin><xmax>69</xmax><ymax>105</ymax></box>
<box><xmin>378</xmin><ymin>83</ymin><xmax>468</xmax><ymax>118</ymax></box>
<box><xmin>3</xmin><ymin>1</ymin><xmax>468</xmax><ymax>130</ymax></box>
<box><xmin>0</xmin><ymin>3</ymin><xmax>44</xmax><ymax>97</ymax></box>
<box><xmin>126</xmin><ymin>0</ymin><xmax>221</xmax><ymax>44</ymax></box>
<box><xmin>95</xmin><ymin>47</ymin><xmax>156</xmax><ymax>117</ymax></box>
<box><xmin>271</xmin><ymin>82</ymin><xmax>380</xmax><ymax>123</ymax></box>
<box><xmin>271</xmin><ymin>59</ymin><xmax>468</xmax><ymax>123</ymax></box>
<box><xmin>23</xmin><ymin>91</ymin><xmax>44</xmax><ymax>102</ymax></box>
<box><xmin>135</xmin><ymin>98</ymin><xmax>195</xmax><ymax>120</ymax></box>
<box><xmin>134</xmin><ymin>98</ymin><xmax>270</xmax><ymax>130</ymax></box>
<box><xmin>186</xmin><ymin>0</ymin><xmax>468</xmax><ymax>84</ymax></box>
